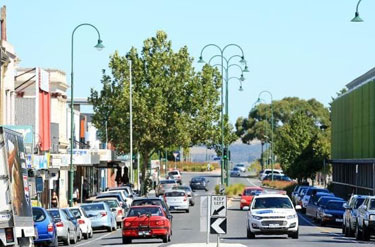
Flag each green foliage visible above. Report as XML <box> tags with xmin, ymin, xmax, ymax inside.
<box><xmin>214</xmin><ymin>183</ymin><xmax>245</xmax><ymax>197</ymax></box>
<box><xmin>90</xmin><ymin>31</ymin><xmax>222</xmax><ymax>193</ymax></box>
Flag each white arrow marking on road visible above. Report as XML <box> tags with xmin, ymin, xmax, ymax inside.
<box><xmin>211</xmin><ymin>218</ymin><xmax>225</xmax><ymax>234</ymax></box>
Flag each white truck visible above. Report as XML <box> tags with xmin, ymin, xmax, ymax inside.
<box><xmin>0</xmin><ymin>127</ymin><xmax>35</xmax><ymax>247</ymax></box>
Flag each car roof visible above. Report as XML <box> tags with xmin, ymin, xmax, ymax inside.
<box><xmin>327</xmin><ymin>200</ymin><xmax>345</xmax><ymax>204</ymax></box>
<box><xmin>254</xmin><ymin>193</ymin><xmax>289</xmax><ymax>198</ymax></box>
<box><xmin>133</xmin><ymin>197</ymin><xmax>162</xmax><ymax>201</ymax></box>
<box><xmin>130</xmin><ymin>205</ymin><xmax>162</xmax><ymax>209</ymax></box>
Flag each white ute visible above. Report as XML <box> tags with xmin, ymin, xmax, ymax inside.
<box><xmin>246</xmin><ymin>193</ymin><xmax>300</xmax><ymax>239</ymax></box>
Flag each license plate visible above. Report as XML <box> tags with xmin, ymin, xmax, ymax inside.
<box><xmin>138</xmin><ymin>231</ymin><xmax>150</xmax><ymax>236</ymax></box>
<box><xmin>335</xmin><ymin>219</ymin><xmax>343</xmax><ymax>223</ymax></box>
<box><xmin>269</xmin><ymin>224</ymin><xmax>279</xmax><ymax>227</ymax></box>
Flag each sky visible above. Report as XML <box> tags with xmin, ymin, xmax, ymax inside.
<box><xmin>4</xmin><ymin>0</ymin><xmax>375</xmax><ymax>123</ymax></box>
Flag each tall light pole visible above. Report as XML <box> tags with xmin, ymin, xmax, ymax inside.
<box><xmin>198</xmin><ymin>44</ymin><xmax>248</xmax><ymax>186</ymax></box>
<box><xmin>257</xmin><ymin>90</ymin><xmax>274</xmax><ymax>181</ymax></box>
<box><xmin>351</xmin><ymin>0</ymin><xmax>364</xmax><ymax>22</ymax></box>
<box><xmin>129</xmin><ymin>59</ymin><xmax>133</xmax><ymax>184</ymax></box>
<box><xmin>70</xmin><ymin>23</ymin><xmax>104</xmax><ymax>207</ymax></box>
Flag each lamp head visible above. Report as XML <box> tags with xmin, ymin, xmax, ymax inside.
<box><xmin>239</xmin><ymin>56</ymin><xmax>246</xmax><ymax>64</ymax></box>
<box><xmin>94</xmin><ymin>39</ymin><xmax>105</xmax><ymax>51</ymax></box>
<box><xmin>351</xmin><ymin>12</ymin><xmax>363</xmax><ymax>22</ymax></box>
<box><xmin>243</xmin><ymin>65</ymin><xmax>250</xmax><ymax>73</ymax></box>
<box><xmin>198</xmin><ymin>56</ymin><xmax>205</xmax><ymax>63</ymax></box>
<box><xmin>240</xmin><ymin>74</ymin><xmax>245</xmax><ymax>81</ymax></box>
<box><xmin>239</xmin><ymin>85</ymin><xmax>244</xmax><ymax>92</ymax></box>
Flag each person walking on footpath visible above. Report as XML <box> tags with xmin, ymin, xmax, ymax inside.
<box><xmin>51</xmin><ymin>191</ymin><xmax>59</xmax><ymax>208</ymax></box>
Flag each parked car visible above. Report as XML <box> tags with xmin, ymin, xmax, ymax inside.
<box><xmin>292</xmin><ymin>185</ymin><xmax>309</xmax><ymax>205</ymax></box>
<box><xmin>164</xmin><ymin>190</ymin><xmax>190</xmax><ymax>213</ymax></box>
<box><xmin>305</xmin><ymin>192</ymin><xmax>335</xmax><ymax>218</ymax></box>
<box><xmin>247</xmin><ymin>193</ymin><xmax>300</xmax><ymax>239</ymax></box>
<box><xmin>295</xmin><ymin>187</ymin><xmax>310</xmax><ymax>206</ymax></box>
<box><xmin>93</xmin><ymin>198</ymin><xmax>124</xmax><ymax>228</ymax></box>
<box><xmin>122</xmin><ymin>205</ymin><xmax>172</xmax><ymax>244</ymax></box>
<box><xmin>234</xmin><ymin>163</ymin><xmax>246</xmax><ymax>173</ymax></box>
<box><xmin>47</xmin><ymin>208</ymin><xmax>79</xmax><ymax>245</ymax></box>
<box><xmin>262</xmin><ymin>174</ymin><xmax>292</xmax><ymax>182</ymax></box>
<box><xmin>230</xmin><ymin>167</ymin><xmax>241</xmax><ymax>177</ymax></box>
<box><xmin>239</xmin><ymin>187</ymin><xmax>264</xmax><ymax>210</ymax></box>
<box><xmin>68</xmin><ymin>207</ymin><xmax>93</xmax><ymax>239</ymax></box>
<box><xmin>259</xmin><ymin>169</ymin><xmax>284</xmax><ymax>180</ymax></box>
<box><xmin>156</xmin><ymin>180</ymin><xmax>179</xmax><ymax>196</ymax></box>
<box><xmin>98</xmin><ymin>190</ymin><xmax>131</xmax><ymax>208</ymax></box>
<box><xmin>130</xmin><ymin>197</ymin><xmax>173</xmax><ymax>224</ymax></box>
<box><xmin>32</xmin><ymin>207</ymin><xmax>58</xmax><ymax>247</ymax></box>
<box><xmin>190</xmin><ymin>176</ymin><xmax>209</xmax><ymax>191</ymax></box>
<box><xmin>80</xmin><ymin>202</ymin><xmax>116</xmax><ymax>232</ymax></box>
<box><xmin>316</xmin><ymin>196</ymin><xmax>345</xmax><ymax>222</ymax></box>
<box><xmin>355</xmin><ymin>196</ymin><xmax>375</xmax><ymax>240</ymax></box>
<box><xmin>61</xmin><ymin>208</ymin><xmax>82</xmax><ymax>241</ymax></box>
<box><xmin>167</xmin><ymin>170</ymin><xmax>182</xmax><ymax>184</ymax></box>
<box><xmin>318</xmin><ymin>200</ymin><xmax>345</xmax><ymax>226</ymax></box>
<box><xmin>96</xmin><ymin>193</ymin><xmax>129</xmax><ymax>210</ymax></box>
<box><xmin>107</xmin><ymin>186</ymin><xmax>135</xmax><ymax>197</ymax></box>
<box><xmin>172</xmin><ymin>185</ymin><xmax>195</xmax><ymax>206</ymax></box>
<box><xmin>343</xmin><ymin>195</ymin><xmax>367</xmax><ymax>237</ymax></box>
<box><xmin>301</xmin><ymin>187</ymin><xmax>330</xmax><ymax>209</ymax></box>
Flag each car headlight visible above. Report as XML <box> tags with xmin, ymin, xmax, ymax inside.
<box><xmin>253</xmin><ymin>215</ymin><xmax>262</xmax><ymax>220</ymax></box>
<box><xmin>287</xmin><ymin>214</ymin><xmax>297</xmax><ymax>219</ymax></box>
<box><xmin>323</xmin><ymin>213</ymin><xmax>333</xmax><ymax>217</ymax></box>
<box><xmin>369</xmin><ymin>215</ymin><xmax>375</xmax><ymax>221</ymax></box>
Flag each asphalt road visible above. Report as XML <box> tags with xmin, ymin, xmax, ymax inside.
<box><xmin>65</xmin><ymin>171</ymin><xmax>375</xmax><ymax>247</ymax></box>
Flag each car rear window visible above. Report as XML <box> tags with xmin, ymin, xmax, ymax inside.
<box><xmin>244</xmin><ymin>189</ymin><xmax>262</xmax><ymax>196</ymax></box>
<box><xmin>48</xmin><ymin>210</ymin><xmax>60</xmax><ymax>219</ymax></box>
<box><xmin>165</xmin><ymin>191</ymin><xmax>185</xmax><ymax>197</ymax></box>
<box><xmin>128</xmin><ymin>207</ymin><xmax>163</xmax><ymax>217</ymax></box>
<box><xmin>192</xmin><ymin>177</ymin><xmax>204</xmax><ymax>182</ymax></box>
<box><xmin>132</xmin><ymin>199</ymin><xmax>162</xmax><ymax>207</ymax></box>
<box><xmin>102</xmin><ymin>200</ymin><xmax>119</xmax><ymax>209</ymax></box>
<box><xmin>33</xmin><ymin>208</ymin><xmax>46</xmax><ymax>222</ymax></box>
<box><xmin>70</xmin><ymin>209</ymin><xmax>82</xmax><ymax>218</ymax></box>
<box><xmin>169</xmin><ymin>171</ymin><xmax>179</xmax><ymax>175</ymax></box>
<box><xmin>81</xmin><ymin>204</ymin><xmax>105</xmax><ymax>211</ymax></box>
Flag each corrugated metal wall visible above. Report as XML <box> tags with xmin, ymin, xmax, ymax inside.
<box><xmin>15</xmin><ymin>97</ymin><xmax>35</xmax><ymax>128</ymax></box>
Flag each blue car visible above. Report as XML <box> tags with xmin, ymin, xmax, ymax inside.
<box><xmin>33</xmin><ymin>207</ymin><xmax>58</xmax><ymax>247</ymax></box>
<box><xmin>318</xmin><ymin>200</ymin><xmax>345</xmax><ymax>226</ymax></box>
<box><xmin>81</xmin><ymin>202</ymin><xmax>116</xmax><ymax>232</ymax></box>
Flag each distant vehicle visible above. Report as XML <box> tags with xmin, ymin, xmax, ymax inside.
<box><xmin>291</xmin><ymin>185</ymin><xmax>309</xmax><ymax>204</ymax></box>
<box><xmin>343</xmin><ymin>195</ymin><xmax>367</xmax><ymax>237</ymax></box>
<box><xmin>98</xmin><ymin>190</ymin><xmax>131</xmax><ymax>208</ymax></box>
<box><xmin>239</xmin><ymin>187</ymin><xmax>264</xmax><ymax>210</ymax></box>
<box><xmin>318</xmin><ymin>200</ymin><xmax>345</xmax><ymax>227</ymax></box>
<box><xmin>164</xmin><ymin>190</ymin><xmax>190</xmax><ymax>213</ymax></box>
<box><xmin>259</xmin><ymin>169</ymin><xmax>284</xmax><ymax>180</ymax></box>
<box><xmin>32</xmin><ymin>207</ymin><xmax>58</xmax><ymax>247</ymax></box>
<box><xmin>355</xmin><ymin>196</ymin><xmax>375</xmax><ymax>241</ymax></box>
<box><xmin>167</xmin><ymin>170</ymin><xmax>182</xmax><ymax>184</ymax></box>
<box><xmin>234</xmin><ymin>164</ymin><xmax>246</xmax><ymax>173</ymax></box>
<box><xmin>80</xmin><ymin>203</ymin><xmax>116</xmax><ymax>232</ymax></box>
<box><xmin>305</xmin><ymin>192</ymin><xmax>336</xmax><ymax>218</ymax></box>
<box><xmin>47</xmin><ymin>208</ymin><xmax>79</xmax><ymax>245</ymax></box>
<box><xmin>156</xmin><ymin>180</ymin><xmax>179</xmax><ymax>196</ymax></box>
<box><xmin>107</xmin><ymin>186</ymin><xmax>135</xmax><ymax>197</ymax></box>
<box><xmin>93</xmin><ymin>198</ymin><xmax>124</xmax><ymax>228</ymax></box>
<box><xmin>230</xmin><ymin>167</ymin><xmax>241</xmax><ymax>177</ymax></box>
<box><xmin>247</xmin><ymin>193</ymin><xmax>300</xmax><ymax>239</ymax></box>
<box><xmin>172</xmin><ymin>185</ymin><xmax>195</xmax><ymax>206</ymax></box>
<box><xmin>189</xmin><ymin>176</ymin><xmax>209</xmax><ymax>191</ymax></box>
<box><xmin>61</xmin><ymin>208</ymin><xmax>82</xmax><ymax>241</ymax></box>
<box><xmin>295</xmin><ymin>187</ymin><xmax>310</xmax><ymax>206</ymax></box>
<box><xmin>130</xmin><ymin>197</ymin><xmax>173</xmax><ymax>224</ymax></box>
<box><xmin>96</xmin><ymin>193</ymin><xmax>129</xmax><ymax>210</ymax></box>
<box><xmin>68</xmin><ymin>207</ymin><xmax>93</xmax><ymax>239</ymax></box>
<box><xmin>301</xmin><ymin>187</ymin><xmax>330</xmax><ymax>209</ymax></box>
<box><xmin>316</xmin><ymin>196</ymin><xmax>345</xmax><ymax>223</ymax></box>
<box><xmin>122</xmin><ymin>205</ymin><xmax>171</xmax><ymax>244</ymax></box>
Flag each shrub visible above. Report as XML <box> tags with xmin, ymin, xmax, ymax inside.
<box><xmin>262</xmin><ymin>180</ymin><xmax>296</xmax><ymax>191</ymax></box>
<box><xmin>225</xmin><ymin>184</ymin><xmax>245</xmax><ymax>197</ymax></box>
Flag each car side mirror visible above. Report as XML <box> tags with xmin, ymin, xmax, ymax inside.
<box><xmin>111</xmin><ymin>208</ymin><xmax>116</xmax><ymax>212</ymax></box>
<box><xmin>242</xmin><ymin>206</ymin><xmax>250</xmax><ymax>211</ymax></box>
<box><xmin>295</xmin><ymin>205</ymin><xmax>302</xmax><ymax>210</ymax></box>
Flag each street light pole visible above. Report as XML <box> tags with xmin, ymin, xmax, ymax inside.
<box><xmin>258</xmin><ymin>90</ymin><xmax>274</xmax><ymax>181</ymax></box>
<box><xmin>129</xmin><ymin>59</ymin><xmax>133</xmax><ymax>184</ymax></box>
<box><xmin>70</xmin><ymin>23</ymin><xmax>104</xmax><ymax>207</ymax></box>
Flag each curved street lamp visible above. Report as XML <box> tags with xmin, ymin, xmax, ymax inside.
<box><xmin>70</xmin><ymin>23</ymin><xmax>104</xmax><ymax>206</ymax></box>
<box><xmin>351</xmin><ymin>0</ymin><xmax>364</xmax><ymax>22</ymax></box>
<box><xmin>198</xmin><ymin>44</ymin><xmax>248</xmax><ymax>186</ymax></box>
<box><xmin>257</xmin><ymin>90</ymin><xmax>274</xmax><ymax>181</ymax></box>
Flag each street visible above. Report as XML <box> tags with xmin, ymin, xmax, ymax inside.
<box><xmin>63</xmin><ymin>172</ymin><xmax>373</xmax><ymax>247</ymax></box>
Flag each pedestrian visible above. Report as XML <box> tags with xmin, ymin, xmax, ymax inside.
<box><xmin>72</xmin><ymin>187</ymin><xmax>79</xmax><ymax>205</ymax></box>
<box><xmin>51</xmin><ymin>191</ymin><xmax>59</xmax><ymax>208</ymax></box>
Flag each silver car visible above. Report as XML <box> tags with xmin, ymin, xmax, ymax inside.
<box><xmin>172</xmin><ymin>185</ymin><xmax>195</xmax><ymax>206</ymax></box>
<box><xmin>48</xmin><ymin>209</ymin><xmax>79</xmax><ymax>245</ymax></box>
<box><xmin>164</xmin><ymin>190</ymin><xmax>190</xmax><ymax>213</ymax></box>
<box><xmin>81</xmin><ymin>202</ymin><xmax>116</xmax><ymax>232</ymax></box>
<box><xmin>93</xmin><ymin>198</ymin><xmax>125</xmax><ymax>228</ymax></box>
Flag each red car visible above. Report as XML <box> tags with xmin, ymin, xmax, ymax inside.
<box><xmin>122</xmin><ymin>205</ymin><xmax>171</xmax><ymax>244</ymax></box>
<box><xmin>240</xmin><ymin>186</ymin><xmax>264</xmax><ymax>210</ymax></box>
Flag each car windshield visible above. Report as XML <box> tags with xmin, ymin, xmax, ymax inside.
<box><xmin>128</xmin><ymin>207</ymin><xmax>163</xmax><ymax>217</ymax></box>
<box><xmin>161</xmin><ymin>180</ymin><xmax>176</xmax><ymax>184</ymax></box>
<box><xmin>165</xmin><ymin>191</ymin><xmax>185</xmax><ymax>197</ymax></box>
<box><xmin>244</xmin><ymin>189</ymin><xmax>262</xmax><ymax>196</ymax></box>
<box><xmin>192</xmin><ymin>177</ymin><xmax>204</xmax><ymax>182</ymax></box>
<box><xmin>307</xmin><ymin>188</ymin><xmax>329</xmax><ymax>196</ymax></box>
<box><xmin>81</xmin><ymin>204</ymin><xmax>105</xmax><ymax>211</ymax></box>
<box><xmin>318</xmin><ymin>197</ymin><xmax>339</xmax><ymax>206</ymax></box>
<box><xmin>48</xmin><ymin>210</ymin><xmax>60</xmax><ymax>219</ymax></box>
<box><xmin>169</xmin><ymin>171</ymin><xmax>178</xmax><ymax>175</ymax></box>
<box><xmin>252</xmin><ymin>197</ymin><xmax>293</xmax><ymax>209</ymax></box>
<box><xmin>32</xmin><ymin>208</ymin><xmax>46</xmax><ymax>222</ymax></box>
<box><xmin>69</xmin><ymin>208</ymin><xmax>82</xmax><ymax>218</ymax></box>
<box><xmin>102</xmin><ymin>200</ymin><xmax>119</xmax><ymax>208</ymax></box>
<box><xmin>233</xmin><ymin>167</ymin><xmax>240</xmax><ymax>171</ymax></box>
<box><xmin>236</xmin><ymin>164</ymin><xmax>244</xmax><ymax>167</ymax></box>
<box><xmin>326</xmin><ymin>201</ymin><xmax>344</xmax><ymax>210</ymax></box>
<box><xmin>355</xmin><ymin>198</ymin><xmax>365</xmax><ymax>209</ymax></box>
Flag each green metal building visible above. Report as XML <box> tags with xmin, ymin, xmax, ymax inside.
<box><xmin>331</xmin><ymin>67</ymin><xmax>375</xmax><ymax>198</ymax></box>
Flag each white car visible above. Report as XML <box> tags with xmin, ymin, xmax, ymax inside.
<box><xmin>99</xmin><ymin>190</ymin><xmax>132</xmax><ymax>208</ymax></box>
<box><xmin>164</xmin><ymin>190</ymin><xmax>190</xmax><ymax>213</ymax></box>
<box><xmin>246</xmin><ymin>193</ymin><xmax>300</xmax><ymax>239</ymax></box>
<box><xmin>234</xmin><ymin>164</ymin><xmax>246</xmax><ymax>173</ymax></box>
<box><xmin>301</xmin><ymin>187</ymin><xmax>330</xmax><ymax>209</ymax></box>
<box><xmin>68</xmin><ymin>207</ymin><xmax>93</xmax><ymax>239</ymax></box>
<box><xmin>260</xmin><ymin>169</ymin><xmax>284</xmax><ymax>180</ymax></box>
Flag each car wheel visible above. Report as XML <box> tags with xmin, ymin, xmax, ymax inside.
<box><xmin>162</xmin><ymin>235</ymin><xmax>168</xmax><ymax>243</ymax></box>
<box><xmin>342</xmin><ymin>222</ymin><xmax>346</xmax><ymax>235</ymax></box>
<box><xmin>320</xmin><ymin>220</ymin><xmax>326</xmax><ymax>226</ymax></box>
<box><xmin>79</xmin><ymin>229</ymin><xmax>82</xmax><ymax>241</ymax></box>
<box><xmin>49</xmin><ymin>235</ymin><xmax>58</xmax><ymax>247</ymax></box>
<box><xmin>362</xmin><ymin>223</ymin><xmax>371</xmax><ymax>241</ymax></box>
<box><xmin>205</xmin><ymin>188</ymin><xmax>208</xmax><ymax>192</ymax></box>
<box><xmin>63</xmin><ymin>232</ymin><xmax>70</xmax><ymax>246</ymax></box>
<box><xmin>89</xmin><ymin>228</ymin><xmax>94</xmax><ymax>238</ymax></box>
<box><xmin>70</xmin><ymin>231</ymin><xmax>77</xmax><ymax>244</ymax></box>
<box><xmin>355</xmin><ymin>222</ymin><xmax>363</xmax><ymax>240</ymax></box>
<box><xmin>107</xmin><ymin>226</ymin><xmax>112</xmax><ymax>232</ymax></box>
<box><xmin>186</xmin><ymin>209</ymin><xmax>190</xmax><ymax>213</ymax></box>
<box><xmin>168</xmin><ymin>232</ymin><xmax>171</xmax><ymax>242</ymax></box>
<box><xmin>84</xmin><ymin>232</ymin><xmax>89</xmax><ymax>240</ymax></box>
<box><xmin>122</xmin><ymin>236</ymin><xmax>131</xmax><ymax>244</ymax></box>
<box><xmin>288</xmin><ymin>230</ymin><xmax>299</xmax><ymax>239</ymax></box>
<box><xmin>247</xmin><ymin>227</ymin><xmax>255</xmax><ymax>239</ymax></box>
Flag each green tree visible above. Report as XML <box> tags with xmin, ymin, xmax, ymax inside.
<box><xmin>89</xmin><ymin>31</ymin><xmax>222</xmax><ymax>193</ymax></box>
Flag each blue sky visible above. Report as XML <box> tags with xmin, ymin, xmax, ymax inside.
<box><xmin>5</xmin><ymin>0</ymin><xmax>375</xmax><ymax>123</ymax></box>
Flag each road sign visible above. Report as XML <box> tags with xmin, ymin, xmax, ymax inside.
<box><xmin>173</xmin><ymin>152</ymin><xmax>178</xmax><ymax>158</ymax></box>
<box><xmin>210</xmin><ymin>217</ymin><xmax>227</xmax><ymax>234</ymax></box>
<box><xmin>211</xmin><ymin>195</ymin><xmax>227</xmax><ymax>217</ymax></box>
